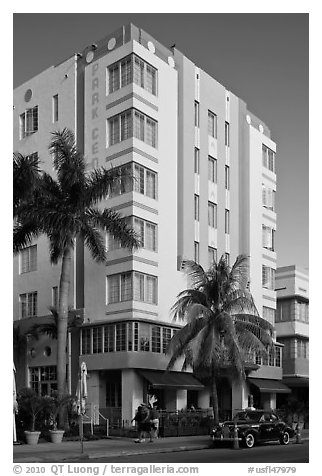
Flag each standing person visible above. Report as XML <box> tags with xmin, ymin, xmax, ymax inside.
<box><xmin>132</xmin><ymin>404</ymin><xmax>150</xmax><ymax>443</ymax></box>
<box><xmin>149</xmin><ymin>403</ymin><xmax>160</xmax><ymax>442</ymax></box>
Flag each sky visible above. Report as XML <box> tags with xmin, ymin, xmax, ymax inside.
<box><xmin>13</xmin><ymin>12</ymin><xmax>309</xmax><ymax>270</ymax></box>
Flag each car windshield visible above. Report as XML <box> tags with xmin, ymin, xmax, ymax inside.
<box><xmin>235</xmin><ymin>411</ymin><xmax>263</xmax><ymax>422</ymax></box>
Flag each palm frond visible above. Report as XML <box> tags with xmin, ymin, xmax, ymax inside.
<box><xmin>170</xmin><ymin>291</ymin><xmax>209</xmax><ymax>321</ymax></box>
<box><xmin>166</xmin><ymin>316</ymin><xmax>208</xmax><ymax>369</ymax></box>
<box><xmin>13</xmin><ymin>220</ymin><xmax>41</xmax><ymax>254</ymax></box>
<box><xmin>13</xmin><ymin>152</ymin><xmax>41</xmax><ymax>217</ymax></box>
<box><xmin>233</xmin><ymin>313</ymin><xmax>274</xmax><ymax>340</ymax></box>
<box><xmin>80</xmin><ymin>221</ymin><xmax>107</xmax><ymax>263</ymax></box>
<box><xmin>86</xmin><ymin>208</ymin><xmax>140</xmax><ymax>251</ymax></box>
<box><xmin>49</xmin><ymin>129</ymin><xmax>86</xmax><ymax>194</ymax></box>
<box><xmin>182</xmin><ymin>260</ymin><xmax>208</xmax><ymax>289</ymax></box>
<box><xmin>228</xmin><ymin>254</ymin><xmax>250</xmax><ymax>291</ymax></box>
<box><xmin>224</xmin><ymin>291</ymin><xmax>259</xmax><ymax>316</ymax></box>
<box><xmin>85</xmin><ymin>164</ymin><xmax>133</xmax><ymax>205</ymax></box>
<box><xmin>236</xmin><ymin>329</ymin><xmax>269</xmax><ymax>357</ymax></box>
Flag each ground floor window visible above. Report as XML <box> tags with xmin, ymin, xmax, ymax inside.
<box><xmin>29</xmin><ymin>366</ymin><xmax>57</xmax><ymax>396</ymax></box>
<box><xmin>105</xmin><ymin>372</ymin><xmax>122</xmax><ymax>407</ymax></box>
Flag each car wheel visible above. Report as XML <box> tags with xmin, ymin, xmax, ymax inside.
<box><xmin>280</xmin><ymin>431</ymin><xmax>290</xmax><ymax>445</ymax></box>
<box><xmin>244</xmin><ymin>432</ymin><xmax>255</xmax><ymax>448</ymax></box>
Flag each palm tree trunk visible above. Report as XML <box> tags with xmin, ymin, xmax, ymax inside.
<box><xmin>211</xmin><ymin>367</ymin><xmax>220</xmax><ymax>425</ymax></box>
<box><xmin>57</xmin><ymin>247</ymin><xmax>72</xmax><ymax>399</ymax></box>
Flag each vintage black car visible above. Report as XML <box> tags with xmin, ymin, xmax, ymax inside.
<box><xmin>211</xmin><ymin>410</ymin><xmax>295</xmax><ymax>448</ymax></box>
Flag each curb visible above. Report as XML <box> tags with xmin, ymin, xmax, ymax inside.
<box><xmin>87</xmin><ymin>443</ymin><xmax>212</xmax><ymax>460</ymax></box>
<box><xmin>13</xmin><ymin>438</ymin><xmax>309</xmax><ymax>463</ymax></box>
<box><xmin>14</xmin><ymin>443</ymin><xmax>212</xmax><ymax>463</ymax></box>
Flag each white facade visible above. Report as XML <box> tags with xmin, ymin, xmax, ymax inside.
<box><xmin>13</xmin><ymin>23</ymin><xmax>283</xmax><ymax>424</ymax></box>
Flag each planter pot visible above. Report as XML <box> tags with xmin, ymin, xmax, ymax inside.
<box><xmin>24</xmin><ymin>431</ymin><xmax>41</xmax><ymax>445</ymax></box>
<box><xmin>49</xmin><ymin>430</ymin><xmax>65</xmax><ymax>444</ymax></box>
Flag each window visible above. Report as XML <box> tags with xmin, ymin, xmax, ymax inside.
<box><xmin>194</xmin><ymin>148</ymin><xmax>200</xmax><ymax>174</ymax></box>
<box><xmin>145</xmin><ymin>221</ymin><xmax>157</xmax><ymax>251</ymax></box>
<box><xmin>52</xmin><ymin>94</ymin><xmax>58</xmax><ymax>122</ymax></box>
<box><xmin>145</xmin><ymin>116</ymin><xmax>157</xmax><ymax>147</ymax></box>
<box><xmin>225</xmin><ymin>166</ymin><xmax>230</xmax><ymax>190</ymax></box>
<box><xmin>52</xmin><ymin>286</ymin><xmax>59</xmax><ymax>309</ymax></box>
<box><xmin>116</xmin><ymin>323</ymin><xmax>126</xmax><ymax>351</ymax></box>
<box><xmin>93</xmin><ymin>327</ymin><xmax>103</xmax><ymax>354</ymax></box>
<box><xmin>104</xmin><ymin>325</ymin><xmax>115</xmax><ymax>352</ymax></box>
<box><xmin>208</xmin><ymin>247</ymin><xmax>217</xmax><ymax>267</ymax></box>
<box><xmin>225</xmin><ymin>209</ymin><xmax>230</xmax><ymax>234</ymax></box>
<box><xmin>269</xmin><ymin>348</ymin><xmax>275</xmax><ymax>366</ymax></box>
<box><xmin>263</xmin><ymin>306</ymin><xmax>275</xmax><ymax>326</ymax></box>
<box><xmin>108</xmin><ymin>54</ymin><xmax>157</xmax><ymax>95</ymax></box>
<box><xmin>262</xmin><ymin>225</ymin><xmax>275</xmax><ymax>251</ymax></box>
<box><xmin>262</xmin><ymin>265</ymin><xmax>275</xmax><ymax>290</ymax></box>
<box><xmin>106</xmin><ymin>381</ymin><xmax>121</xmax><ymax>407</ymax></box>
<box><xmin>194</xmin><ymin>242</ymin><xmax>199</xmax><ymax>263</ymax></box>
<box><xmin>262</xmin><ymin>184</ymin><xmax>276</xmax><ymax>211</ymax></box>
<box><xmin>208</xmin><ymin>201</ymin><xmax>216</xmax><ymax>228</ymax></box>
<box><xmin>275</xmin><ymin>346</ymin><xmax>281</xmax><ymax>367</ymax></box>
<box><xmin>194</xmin><ymin>101</ymin><xmax>200</xmax><ymax>127</ymax></box>
<box><xmin>108</xmin><ymin>109</ymin><xmax>157</xmax><ymax>148</ymax></box>
<box><xmin>255</xmin><ymin>352</ymin><xmax>262</xmax><ymax>366</ymax></box>
<box><xmin>146</xmin><ymin>275</ymin><xmax>157</xmax><ymax>304</ymax></box>
<box><xmin>146</xmin><ymin>64</ymin><xmax>157</xmax><ymax>95</ymax></box>
<box><xmin>262</xmin><ymin>144</ymin><xmax>275</xmax><ymax>173</ymax></box>
<box><xmin>208</xmin><ymin>111</ymin><xmax>217</xmax><ymax>138</ymax></box>
<box><xmin>107</xmin><ymin>272</ymin><xmax>132</xmax><ymax>303</ymax></box>
<box><xmin>20</xmin><ymin>106</ymin><xmax>38</xmax><ymax>138</ymax></box>
<box><xmin>134</xmin><ymin>217</ymin><xmax>157</xmax><ymax>251</ymax></box>
<box><xmin>134</xmin><ymin>164</ymin><xmax>157</xmax><ymax>199</ymax></box>
<box><xmin>20</xmin><ymin>245</ymin><xmax>37</xmax><ymax>274</ymax></box>
<box><xmin>151</xmin><ymin>326</ymin><xmax>161</xmax><ymax>353</ymax></box>
<box><xmin>121</xmin><ymin>56</ymin><xmax>132</xmax><ymax>87</ymax></box>
<box><xmin>276</xmin><ymin>301</ymin><xmax>291</xmax><ymax>322</ymax></box>
<box><xmin>297</xmin><ymin>339</ymin><xmax>309</xmax><ymax>359</ymax></box>
<box><xmin>20</xmin><ymin>292</ymin><xmax>37</xmax><ymax>318</ymax></box>
<box><xmin>162</xmin><ymin>328</ymin><xmax>172</xmax><ymax>354</ymax></box>
<box><xmin>194</xmin><ymin>195</ymin><xmax>200</xmax><ymax>221</ymax></box>
<box><xmin>81</xmin><ymin>328</ymin><xmax>91</xmax><ymax>354</ymax></box>
<box><xmin>225</xmin><ymin>253</ymin><xmax>230</xmax><ymax>266</ymax></box>
<box><xmin>109</xmin><ymin>62</ymin><xmax>120</xmax><ymax>94</ymax></box>
<box><xmin>296</xmin><ymin>300</ymin><xmax>309</xmax><ymax>322</ymax></box>
<box><xmin>208</xmin><ymin>156</ymin><xmax>217</xmax><ymax>183</ymax></box>
<box><xmin>133</xmin><ymin>272</ymin><xmax>157</xmax><ymax>304</ymax></box>
<box><xmin>30</xmin><ymin>366</ymin><xmax>57</xmax><ymax>396</ymax></box>
<box><xmin>225</xmin><ymin>121</ymin><xmax>230</xmax><ymax>146</ymax></box>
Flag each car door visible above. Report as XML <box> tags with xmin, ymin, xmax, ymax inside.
<box><xmin>259</xmin><ymin>412</ymin><xmax>275</xmax><ymax>441</ymax></box>
<box><xmin>269</xmin><ymin>413</ymin><xmax>281</xmax><ymax>439</ymax></box>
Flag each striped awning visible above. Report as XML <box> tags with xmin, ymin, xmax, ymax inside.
<box><xmin>138</xmin><ymin>370</ymin><xmax>204</xmax><ymax>390</ymax></box>
<box><xmin>248</xmin><ymin>378</ymin><xmax>291</xmax><ymax>394</ymax></box>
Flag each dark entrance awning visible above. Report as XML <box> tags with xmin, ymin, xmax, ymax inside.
<box><xmin>248</xmin><ymin>378</ymin><xmax>291</xmax><ymax>394</ymax></box>
<box><xmin>138</xmin><ymin>370</ymin><xmax>204</xmax><ymax>390</ymax></box>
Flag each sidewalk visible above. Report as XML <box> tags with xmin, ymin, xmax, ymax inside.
<box><xmin>13</xmin><ymin>430</ymin><xmax>309</xmax><ymax>463</ymax></box>
<box><xmin>13</xmin><ymin>435</ymin><xmax>212</xmax><ymax>463</ymax></box>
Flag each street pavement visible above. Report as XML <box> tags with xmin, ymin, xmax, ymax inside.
<box><xmin>13</xmin><ymin>430</ymin><xmax>309</xmax><ymax>463</ymax></box>
<box><xmin>91</xmin><ymin>442</ymin><xmax>309</xmax><ymax>463</ymax></box>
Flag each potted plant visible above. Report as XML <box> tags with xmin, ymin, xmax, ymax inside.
<box><xmin>46</xmin><ymin>392</ymin><xmax>73</xmax><ymax>443</ymax></box>
<box><xmin>17</xmin><ymin>388</ymin><xmax>46</xmax><ymax>445</ymax></box>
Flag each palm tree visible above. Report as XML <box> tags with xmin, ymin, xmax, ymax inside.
<box><xmin>14</xmin><ymin>128</ymin><xmax>140</xmax><ymax>411</ymax></box>
<box><xmin>29</xmin><ymin>306</ymin><xmax>83</xmax><ymax>341</ymax></box>
<box><xmin>13</xmin><ymin>152</ymin><xmax>40</xmax><ymax>218</ymax></box>
<box><xmin>166</xmin><ymin>254</ymin><xmax>274</xmax><ymax>425</ymax></box>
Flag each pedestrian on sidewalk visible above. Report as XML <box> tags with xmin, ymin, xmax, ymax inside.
<box><xmin>149</xmin><ymin>403</ymin><xmax>159</xmax><ymax>442</ymax></box>
<box><xmin>132</xmin><ymin>404</ymin><xmax>151</xmax><ymax>443</ymax></box>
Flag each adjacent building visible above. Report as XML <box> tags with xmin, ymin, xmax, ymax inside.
<box><xmin>13</xmin><ymin>23</ymin><xmax>287</xmax><ymax>425</ymax></box>
<box><xmin>275</xmin><ymin>266</ymin><xmax>309</xmax><ymax>423</ymax></box>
